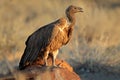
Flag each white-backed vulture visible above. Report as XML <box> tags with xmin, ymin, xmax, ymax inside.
<box><xmin>19</xmin><ymin>5</ymin><xmax>83</xmax><ymax>70</ymax></box>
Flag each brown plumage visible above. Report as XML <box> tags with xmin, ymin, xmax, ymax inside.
<box><xmin>19</xmin><ymin>5</ymin><xmax>83</xmax><ymax>70</ymax></box>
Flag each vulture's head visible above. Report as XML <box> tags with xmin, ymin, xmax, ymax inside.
<box><xmin>66</xmin><ymin>5</ymin><xmax>83</xmax><ymax>14</ymax></box>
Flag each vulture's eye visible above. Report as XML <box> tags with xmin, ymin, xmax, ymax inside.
<box><xmin>74</xmin><ymin>7</ymin><xmax>77</xmax><ymax>9</ymax></box>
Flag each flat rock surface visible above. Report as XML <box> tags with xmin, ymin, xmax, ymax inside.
<box><xmin>31</xmin><ymin>58</ymin><xmax>73</xmax><ymax>72</ymax></box>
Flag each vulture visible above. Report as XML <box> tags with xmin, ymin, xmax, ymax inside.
<box><xmin>19</xmin><ymin>5</ymin><xmax>83</xmax><ymax>70</ymax></box>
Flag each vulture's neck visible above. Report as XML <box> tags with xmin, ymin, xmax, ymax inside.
<box><xmin>66</xmin><ymin>12</ymin><xmax>76</xmax><ymax>27</ymax></box>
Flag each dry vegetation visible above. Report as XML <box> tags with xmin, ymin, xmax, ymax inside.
<box><xmin>0</xmin><ymin>0</ymin><xmax>120</xmax><ymax>79</ymax></box>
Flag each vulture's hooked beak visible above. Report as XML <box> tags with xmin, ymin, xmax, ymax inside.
<box><xmin>78</xmin><ymin>7</ymin><xmax>83</xmax><ymax>12</ymax></box>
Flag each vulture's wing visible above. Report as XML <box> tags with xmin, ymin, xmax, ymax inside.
<box><xmin>19</xmin><ymin>19</ymin><xmax>61</xmax><ymax>69</ymax></box>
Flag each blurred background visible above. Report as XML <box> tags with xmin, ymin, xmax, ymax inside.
<box><xmin>0</xmin><ymin>0</ymin><xmax>120</xmax><ymax>79</ymax></box>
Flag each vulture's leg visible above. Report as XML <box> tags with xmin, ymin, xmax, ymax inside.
<box><xmin>52</xmin><ymin>50</ymin><xmax>58</xmax><ymax>66</ymax></box>
<box><xmin>44</xmin><ymin>51</ymin><xmax>49</xmax><ymax>66</ymax></box>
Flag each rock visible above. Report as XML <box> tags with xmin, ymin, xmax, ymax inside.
<box><xmin>1</xmin><ymin>59</ymin><xmax>81</xmax><ymax>80</ymax></box>
<box><xmin>21</xmin><ymin>66</ymin><xmax>81</xmax><ymax>80</ymax></box>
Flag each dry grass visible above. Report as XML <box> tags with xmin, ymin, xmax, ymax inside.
<box><xmin>0</xmin><ymin>0</ymin><xmax>120</xmax><ymax>79</ymax></box>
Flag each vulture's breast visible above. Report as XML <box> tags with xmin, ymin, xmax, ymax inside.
<box><xmin>48</xmin><ymin>28</ymin><xmax>66</xmax><ymax>51</ymax></box>
<box><xmin>48</xmin><ymin>19</ymin><xmax>69</xmax><ymax>51</ymax></box>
